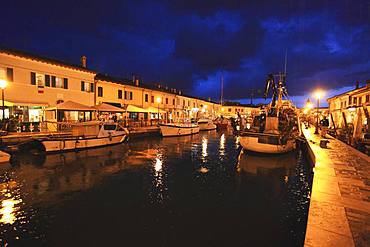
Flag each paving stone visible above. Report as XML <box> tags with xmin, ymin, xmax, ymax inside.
<box><xmin>303</xmin><ymin>127</ymin><xmax>370</xmax><ymax>247</ymax></box>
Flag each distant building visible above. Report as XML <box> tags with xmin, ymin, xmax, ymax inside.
<box><xmin>0</xmin><ymin>47</ymin><xmax>96</xmax><ymax>124</ymax></box>
<box><xmin>327</xmin><ymin>81</ymin><xmax>370</xmax><ymax>136</ymax></box>
<box><xmin>0</xmin><ymin>47</ymin><xmax>260</xmax><ymax>130</ymax></box>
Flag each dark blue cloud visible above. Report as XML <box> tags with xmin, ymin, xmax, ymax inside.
<box><xmin>0</xmin><ymin>0</ymin><xmax>369</xmax><ymax>106</ymax></box>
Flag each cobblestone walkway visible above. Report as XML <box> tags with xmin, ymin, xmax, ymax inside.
<box><xmin>303</xmin><ymin>128</ymin><xmax>370</xmax><ymax>247</ymax></box>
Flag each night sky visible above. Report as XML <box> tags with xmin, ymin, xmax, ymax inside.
<box><xmin>1</xmin><ymin>0</ymin><xmax>369</xmax><ymax>106</ymax></box>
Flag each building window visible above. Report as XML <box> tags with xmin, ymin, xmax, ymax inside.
<box><xmin>6</xmin><ymin>68</ymin><xmax>13</xmax><ymax>82</ymax></box>
<box><xmin>63</xmin><ymin>78</ymin><xmax>68</xmax><ymax>89</ymax></box>
<box><xmin>81</xmin><ymin>81</ymin><xmax>92</xmax><ymax>92</ymax></box>
<box><xmin>354</xmin><ymin>97</ymin><xmax>357</xmax><ymax>105</ymax></box>
<box><xmin>349</xmin><ymin>96</ymin><xmax>352</xmax><ymax>105</ymax></box>
<box><xmin>183</xmin><ymin>100</ymin><xmax>185</xmax><ymax>106</ymax></box>
<box><xmin>173</xmin><ymin>99</ymin><xmax>175</xmax><ymax>105</ymax></box>
<box><xmin>359</xmin><ymin>96</ymin><xmax>362</xmax><ymax>105</ymax></box>
<box><xmin>228</xmin><ymin>108</ymin><xmax>231</xmax><ymax>112</ymax></box>
<box><xmin>51</xmin><ymin>76</ymin><xmax>56</xmax><ymax>87</ymax></box>
<box><xmin>45</xmin><ymin>75</ymin><xmax>50</xmax><ymax>87</ymax></box>
<box><xmin>366</xmin><ymin>95</ymin><xmax>369</xmax><ymax>103</ymax></box>
<box><xmin>151</xmin><ymin>95</ymin><xmax>154</xmax><ymax>103</ymax></box>
<box><xmin>130</xmin><ymin>92</ymin><xmax>133</xmax><ymax>100</ymax></box>
<box><xmin>55</xmin><ymin>77</ymin><xmax>64</xmax><ymax>88</ymax></box>
<box><xmin>118</xmin><ymin>90</ymin><xmax>122</xmax><ymax>99</ymax></box>
<box><xmin>166</xmin><ymin>98</ymin><xmax>168</xmax><ymax>104</ymax></box>
<box><xmin>145</xmin><ymin>94</ymin><xmax>149</xmax><ymax>102</ymax></box>
<box><xmin>30</xmin><ymin>72</ymin><xmax>36</xmax><ymax>85</ymax></box>
<box><xmin>98</xmin><ymin>86</ymin><xmax>103</xmax><ymax>97</ymax></box>
<box><xmin>124</xmin><ymin>91</ymin><xmax>127</xmax><ymax>100</ymax></box>
<box><xmin>177</xmin><ymin>99</ymin><xmax>180</xmax><ymax>105</ymax></box>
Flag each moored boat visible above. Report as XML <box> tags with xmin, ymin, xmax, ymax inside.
<box><xmin>5</xmin><ymin>121</ymin><xmax>129</xmax><ymax>154</ymax></box>
<box><xmin>159</xmin><ymin>123</ymin><xmax>200</xmax><ymax>137</ymax></box>
<box><xmin>214</xmin><ymin>117</ymin><xmax>228</xmax><ymax>130</ymax></box>
<box><xmin>238</xmin><ymin>73</ymin><xmax>299</xmax><ymax>154</ymax></box>
<box><xmin>198</xmin><ymin>119</ymin><xmax>217</xmax><ymax>131</ymax></box>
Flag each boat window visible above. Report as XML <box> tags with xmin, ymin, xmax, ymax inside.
<box><xmin>103</xmin><ymin>124</ymin><xmax>117</xmax><ymax>130</ymax></box>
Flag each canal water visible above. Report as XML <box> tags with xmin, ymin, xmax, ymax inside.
<box><xmin>0</xmin><ymin>131</ymin><xmax>312</xmax><ymax>246</ymax></box>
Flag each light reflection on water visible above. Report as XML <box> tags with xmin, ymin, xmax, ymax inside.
<box><xmin>0</xmin><ymin>189</ymin><xmax>22</xmax><ymax>225</ymax></box>
<box><xmin>0</xmin><ymin>131</ymin><xmax>311</xmax><ymax>246</ymax></box>
<box><xmin>201</xmin><ymin>136</ymin><xmax>208</xmax><ymax>161</ymax></box>
<box><xmin>219</xmin><ymin>133</ymin><xmax>225</xmax><ymax>157</ymax></box>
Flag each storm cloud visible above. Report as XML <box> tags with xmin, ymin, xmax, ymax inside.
<box><xmin>0</xmin><ymin>0</ymin><xmax>369</xmax><ymax>106</ymax></box>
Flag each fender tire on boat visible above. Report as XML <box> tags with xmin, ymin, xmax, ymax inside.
<box><xmin>19</xmin><ymin>140</ymin><xmax>46</xmax><ymax>154</ymax></box>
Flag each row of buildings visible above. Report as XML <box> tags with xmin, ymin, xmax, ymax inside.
<box><xmin>327</xmin><ymin>81</ymin><xmax>370</xmax><ymax>139</ymax></box>
<box><xmin>0</xmin><ymin>47</ymin><xmax>258</xmax><ymax>131</ymax></box>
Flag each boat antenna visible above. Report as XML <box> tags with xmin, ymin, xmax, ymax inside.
<box><xmin>284</xmin><ymin>50</ymin><xmax>287</xmax><ymax>75</ymax></box>
<box><xmin>220</xmin><ymin>71</ymin><xmax>224</xmax><ymax>105</ymax></box>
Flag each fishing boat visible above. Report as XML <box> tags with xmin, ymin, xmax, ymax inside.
<box><xmin>214</xmin><ymin>118</ymin><xmax>228</xmax><ymax>130</ymax></box>
<box><xmin>238</xmin><ymin>73</ymin><xmax>300</xmax><ymax>154</ymax></box>
<box><xmin>159</xmin><ymin>123</ymin><xmax>200</xmax><ymax>137</ymax></box>
<box><xmin>198</xmin><ymin>119</ymin><xmax>217</xmax><ymax>131</ymax></box>
<box><xmin>6</xmin><ymin>121</ymin><xmax>129</xmax><ymax>154</ymax></box>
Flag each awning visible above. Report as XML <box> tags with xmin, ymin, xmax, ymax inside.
<box><xmin>2</xmin><ymin>100</ymin><xmax>49</xmax><ymax>107</ymax></box>
<box><xmin>146</xmin><ymin>106</ymin><xmax>166</xmax><ymax>113</ymax></box>
<box><xmin>94</xmin><ymin>103</ymin><xmax>125</xmax><ymax>112</ymax></box>
<box><xmin>126</xmin><ymin>105</ymin><xmax>148</xmax><ymax>113</ymax></box>
<box><xmin>45</xmin><ymin>101</ymin><xmax>92</xmax><ymax>111</ymax></box>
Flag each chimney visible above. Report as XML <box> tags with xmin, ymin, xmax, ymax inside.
<box><xmin>135</xmin><ymin>78</ymin><xmax>139</xmax><ymax>86</ymax></box>
<box><xmin>355</xmin><ymin>81</ymin><xmax>359</xmax><ymax>89</ymax></box>
<box><xmin>80</xmin><ymin>55</ymin><xmax>87</xmax><ymax>68</ymax></box>
<box><xmin>179</xmin><ymin>90</ymin><xmax>182</xmax><ymax>95</ymax></box>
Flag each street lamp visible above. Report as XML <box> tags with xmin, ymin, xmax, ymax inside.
<box><xmin>156</xmin><ymin>97</ymin><xmax>161</xmax><ymax>123</ymax></box>
<box><xmin>314</xmin><ymin>90</ymin><xmax>324</xmax><ymax>134</ymax></box>
<box><xmin>0</xmin><ymin>79</ymin><xmax>7</xmax><ymax>125</ymax></box>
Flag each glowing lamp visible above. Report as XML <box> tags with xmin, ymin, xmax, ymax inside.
<box><xmin>0</xmin><ymin>79</ymin><xmax>7</xmax><ymax>90</ymax></box>
<box><xmin>156</xmin><ymin>97</ymin><xmax>161</xmax><ymax>103</ymax></box>
<box><xmin>314</xmin><ymin>90</ymin><xmax>324</xmax><ymax>100</ymax></box>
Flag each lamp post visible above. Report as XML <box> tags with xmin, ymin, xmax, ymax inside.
<box><xmin>305</xmin><ymin>98</ymin><xmax>313</xmax><ymax>127</ymax></box>
<box><xmin>314</xmin><ymin>91</ymin><xmax>323</xmax><ymax>134</ymax></box>
<box><xmin>0</xmin><ymin>79</ymin><xmax>7</xmax><ymax>128</ymax></box>
<box><xmin>156</xmin><ymin>97</ymin><xmax>161</xmax><ymax>124</ymax></box>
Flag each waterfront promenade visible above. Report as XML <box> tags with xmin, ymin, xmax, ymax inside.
<box><xmin>303</xmin><ymin>127</ymin><xmax>370</xmax><ymax>246</ymax></box>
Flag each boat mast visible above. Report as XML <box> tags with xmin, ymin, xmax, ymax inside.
<box><xmin>220</xmin><ymin>72</ymin><xmax>224</xmax><ymax>106</ymax></box>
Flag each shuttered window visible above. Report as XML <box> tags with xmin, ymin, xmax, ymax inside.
<box><xmin>124</xmin><ymin>91</ymin><xmax>127</xmax><ymax>100</ymax></box>
<box><xmin>98</xmin><ymin>87</ymin><xmax>103</xmax><ymax>97</ymax></box>
<box><xmin>63</xmin><ymin>78</ymin><xmax>68</xmax><ymax>89</ymax></box>
<box><xmin>118</xmin><ymin>90</ymin><xmax>122</xmax><ymax>99</ymax></box>
<box><xmin>45</xmin><ymin>75</ymin><xmax>50</xmax><ymax>86</ymax></box>
<box><xmin>90</xmin><ymin>83</ymin><xmax>94</xmax><ymax>92</ymax></box>
<box><xmin>130</xmin><ymin>92</ymin><xmax>133</xmax><ymax>100</ymax></box>
<box><xmin>145</xmin><ymin>94</ymin><xmax>148</xmax><ymax>102</ymax></box>
<box><xmin>31</xmin><ymin>72</ymin><xmax>36</xmax><ymax>85</ymax></box>
<box><xmin>81</xmin><ymin>81</ymin><xmax>85</xmax><ymax>91</ymax></box>
<box><xmin>6</xmin><ymin>68</ymin><xmax>13</xmax><ymax>82</ymax></box>
<box><xmin>51</xmin><ymin>76</ymin><xmax>56</xmax><ymax>87</ymax></box>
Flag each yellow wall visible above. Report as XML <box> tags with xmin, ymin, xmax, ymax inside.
<box><xmin>0</xmin><ymin>53</ymin><xmax>95</xmax><ymax>107</ymax></box>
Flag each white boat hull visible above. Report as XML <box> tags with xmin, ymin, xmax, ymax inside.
<box><xmin>159</xmin><ymin>124</ymin><xmax>200</xmax><ymax>137</ymax></box>
<box><xmin>198</xmin><ymin>122</ymin><xmax>217</xmax><ymax>131</ymax></box>
<box><xmin>239</xmin><ymin>135</ymin><xmax>295</xmax><ymax>154</ymax></box>
<box><xmin>42</xmin><ymin>134</ymin><xmax>128</xmax><ymax>152</ymax></box>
